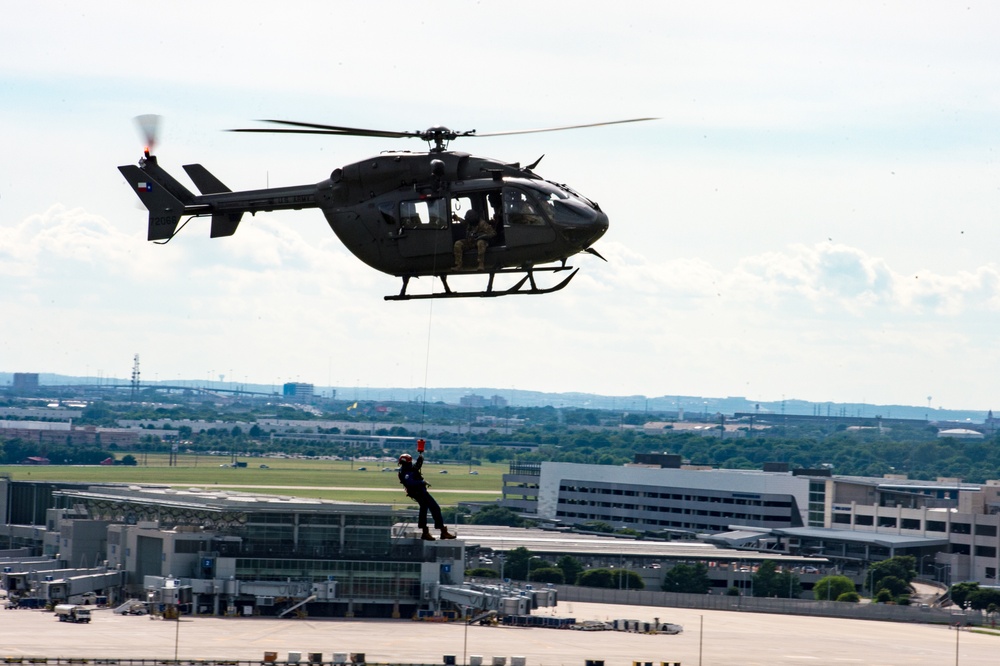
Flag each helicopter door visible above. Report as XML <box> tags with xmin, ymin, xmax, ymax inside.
<box><xmin>502</xmin><ymin>187</ymin><xmax>556</xmax><ymax>248</ymax></box>
<box><xmin>450</xmin><ymin>191</ymin><xmax>505</xmax><ymax>247</ymax></box>
<box><xmin>396</xmin><ymin>197</ymin><xmax>452</xmax><ymax>258</ymax></box>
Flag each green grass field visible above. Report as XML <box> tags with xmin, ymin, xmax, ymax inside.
<box><xmin>0</xmin><ymin>454</ymin><xmax>504</xmax><ymax>505</ymax></box>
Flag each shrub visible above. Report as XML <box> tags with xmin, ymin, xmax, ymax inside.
<box><xmin>466</xmin><ymin>567</ymin><xmax>498</xmax><ymax>578</ymax></box>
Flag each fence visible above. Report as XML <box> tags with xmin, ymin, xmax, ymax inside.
<box><xmin>0</xmin><ymin>657</ymin><xmax>430</xmax><ymax>666</ymax></box>
<box><xmin>553</xmin><ymin>584</ymin><xmax>982</xmax><ymax>626</ymax></box>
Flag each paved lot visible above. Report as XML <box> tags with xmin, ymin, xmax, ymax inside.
<box><xmin>0</xmin><ymin>602</ymin><xmax>996</xmax><ymax>666</ymax></box>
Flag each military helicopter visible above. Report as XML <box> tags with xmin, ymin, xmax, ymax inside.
<box><xmin>118</xmin><ymin>115</ymin><xmax>654</xmax><ymax>300</ymax></box>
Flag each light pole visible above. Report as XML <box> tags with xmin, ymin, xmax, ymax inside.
<box><xmin>173</xmin><ymin>604</ymin><xmax>181</xmax><ymax>661</ymax></box>
<box><xmin>462</xmin><ymin>604</ymin><xmax>470</xmax><ymax>666</ymax></box>
<box><xmin>698</xmin><ymin>614</ymin><xmax>704</xmax><ymax>666</ymax></box>
<box><xmin>935</xmin><ymin>563</ymin><xmax>952</xmax><ymax>590</ymax></box>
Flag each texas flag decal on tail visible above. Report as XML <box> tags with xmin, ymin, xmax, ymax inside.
<box><xmin>137</xmin><ymin>182</ymin><xmax>152</xmax><ymax>192</ymax></box>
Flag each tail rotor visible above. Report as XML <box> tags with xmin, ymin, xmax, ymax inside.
<box><xmin>134</xmin><ymin>114</ymin><xmax>162</xmax><ymax>156</ymax></box>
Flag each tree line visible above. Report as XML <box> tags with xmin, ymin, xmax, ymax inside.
<box><xmin>5</xmin><ymin>397</ymin><xmax>1000</xmax><ymax>482</ymax></box>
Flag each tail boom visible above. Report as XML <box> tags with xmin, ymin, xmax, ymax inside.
<box><xmin>119</xmin><ymin>155</ymin><xmax>320</xmax><ymax>241</ymax></box>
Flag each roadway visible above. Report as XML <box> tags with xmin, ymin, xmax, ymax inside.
<box><xmin>1</xmin><ymin>600</ymin><xmax>995</xmax><ymax>666</ymax></box>
<box><xmin>196</xmin><ymin>485</ymin><xmax>498</xmax><ymax>494</ymax></box>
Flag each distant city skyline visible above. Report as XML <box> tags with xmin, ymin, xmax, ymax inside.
<box><xmin>2</xmin><ymin>371</ymin><xmax>990</xmax><ymax>424</ymax></box>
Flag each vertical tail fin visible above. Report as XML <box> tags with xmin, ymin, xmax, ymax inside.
<box><xmin>183</xmin><ymin>164</ymin><xmax>244</xmax><ymax>237</ymax></box>
<box><xmin>182</xmin><ymin>164</ymin><xmax>231</xmax><ymax>194</ymax></box>
<box><xmin>118</xmin><ymin>164</ymin><xmax>188</xmax><ymax>241</ymax></box>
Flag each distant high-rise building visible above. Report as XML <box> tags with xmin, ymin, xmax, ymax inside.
<box><xmin>460</xmin><ymin>394</ymin><xmax>508</xmax><ymax>408</ymax></box>
<box><xmin>12</xmin><ymin>373</ymin><xmax>39</xmax><ymax>394</ymax></box>
<box><xmin>460</xmin><ymin>394</ymin><xmax>485</xmax><ymax>408</ymax></box>
<box><xmin>283</xmin><ymin>382</ymin><xmax>314</xmax><ymax>401</ymax></box>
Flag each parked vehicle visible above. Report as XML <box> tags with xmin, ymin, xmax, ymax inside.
<box><xmin>8</xmin><ymin>597</ymin><xmax>45</xmax><ymax>609</ymax></box>
<box><xmin>54</xmin><ymin>604</ymin><xmax>92</xmax><ymax>623</ymax></box>
<box><xmin>113</xmin><ymin>600</ymin><xmax>148</xmax><ymax>615</ymax></box>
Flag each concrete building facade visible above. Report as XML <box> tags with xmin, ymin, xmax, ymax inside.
<box><xmin>500</xmin><ymin>461</ymin><xmax>1000</xmax><ymax>585</ymax></box>
<box><xmin>511</xmin><ymin>461</ymin><xmax>812</xmax><ymax>534</ymax></box>
<box><xmin>0</xmin><ymin>479</ymin><xmax>463</xmax><ymax>617</ymax></box>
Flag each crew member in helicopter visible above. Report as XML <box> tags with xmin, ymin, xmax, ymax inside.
<box><xmin>452</xmin><ymin>208</ymin><xmax>496</xmax><ymax>271</ymax></box>
<box><xmin>397</xmin><ymin>451</ymin><xmax>457</xmax><ymax>540</ymax></box>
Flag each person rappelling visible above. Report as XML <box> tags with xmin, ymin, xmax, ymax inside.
<box><xmin>397</xmin><ymin>439</ymin><xmax>457</xmax><ymax>541</ymax></box>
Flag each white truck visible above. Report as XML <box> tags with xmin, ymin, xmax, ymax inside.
<box><xmin>54</xmin><ymin>604</ymin><xmax>92</xmax><ymax>623</ymax></box>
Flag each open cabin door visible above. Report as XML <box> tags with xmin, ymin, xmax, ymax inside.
<box><xmin>395</xmin><ymin>197</ymin><xmax>453</xmax><ymax>259</ymax></box>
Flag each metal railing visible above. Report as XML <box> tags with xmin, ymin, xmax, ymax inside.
<box><xmin>554</xmin><ymin>584</ymin><xmax>983</xmax><ymax>626</ymax></box>
<box><xmin>0</xmin><ymin>657</ymin><xmax>443</xmax><ymax>666</ymax></box>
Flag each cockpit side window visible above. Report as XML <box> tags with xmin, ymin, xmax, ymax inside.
<box><xmin>400</xmin><ymin>198</ymin><xmax>447</xmax><ymax>229</ymax></box>
<box><xmin>378</xmin><ymin>201</ymin><xmax>398</xmax><ymax>226</ymax></box>
<box><xmin>503</xmin><ymin>188</ymin><xmax>545</xmax><ymax>225</ymax></box>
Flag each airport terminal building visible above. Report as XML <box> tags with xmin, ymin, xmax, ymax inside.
<box><xmin>501</xmin><ymin>460</ymin><xmax>1000</xmax><ymax>585</ymax></box>
<box><xmin>0</xmin><ymin>479</ymin><xmax>463</xmax><ymax>617</ymax></box>
<box><xmin>502</xmin><ymin>461</ymin><xmax>816</xmax><ymax>533</ymax></box>
<box><xmin>7</xmin><ymin>458</ymin><xmax>1000</xmax><ymax>611</ymax></box>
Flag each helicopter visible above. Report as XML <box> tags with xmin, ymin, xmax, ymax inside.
<box><xmin>118</xmin><ymin>116</ymin><xmax>654</xmax><ymax>300</ymax></box>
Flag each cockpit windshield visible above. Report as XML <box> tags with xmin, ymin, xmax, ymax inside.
<box><xmin>521</xmin><ymin>181</ymin><xmax>593</xmax><ymax>222</ymax></box>
<box><xmin>527</xmin><ymin>180</ymin><xmax>573</xmax><ymax>203</ymax></box>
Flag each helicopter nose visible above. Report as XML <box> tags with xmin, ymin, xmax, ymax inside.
<box><xmin>554</xmin><ymin>207</ymin><xmax>609</xmax><ymax>249</ymax></box>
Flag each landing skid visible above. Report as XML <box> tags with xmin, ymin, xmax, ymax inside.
<box><xmin>385</xmin><ymin>266</ymin><xmax>579</xmax><ymax>301</ymax></box>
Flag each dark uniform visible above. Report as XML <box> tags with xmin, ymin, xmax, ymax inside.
<box><xmin>398</xmin><ymin>453</ymin><xmax>455</xmax><ymax>540</ymax></box>
<box><xmin>453</xmin><ymin>209</ymin><xmax>496</xmax><ymax>270</ymax></box>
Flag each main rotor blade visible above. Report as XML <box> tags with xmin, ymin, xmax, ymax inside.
<box><xmin>229</xmin><ymin>128</ymin><xmax>406</xmax><ymax>137</ymax></box>
<box><xmin>229</xmin><ymin>119</ymin><xmax>416</xmax><ymax>139</ymax></box>
<box><xmin>227</xmin><ymin>117</ymin><xmax>659</xmax><ymax>142</ymax></box>
<box><xmin>474</xmin><ymin>117</ymin><xmax>659</xmax><ymax>137</ymax></box>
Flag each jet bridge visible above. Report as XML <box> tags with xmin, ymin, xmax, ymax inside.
<box><xmin>436</xmin><ymin>582</ymin><xmax>557</xmax><ymax>617</ymax></box>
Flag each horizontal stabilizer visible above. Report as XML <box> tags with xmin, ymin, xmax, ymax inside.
<box><xmin>210</xmin><ymin>211</ymin><xmax>244</xmax><ymax>238</ymax></box>
<box><xmin>183</xmin><ymin>164</ymin><xmax>231</xmax><ymax>194</ymax></box>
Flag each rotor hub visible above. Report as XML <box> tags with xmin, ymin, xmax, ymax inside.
<box><xmin>420</xmin><ymin>126</ymin><xmax>462</xmax><ymax>152</ymax></box>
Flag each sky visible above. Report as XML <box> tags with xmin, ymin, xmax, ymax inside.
<box><xmin>2</xmin><ymin>2</ymin><xmax>1000</xmax><ymax>411</ymax></box>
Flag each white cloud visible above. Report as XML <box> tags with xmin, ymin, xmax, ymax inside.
<box><xmin>3</xmin><ymin>201</ymin><xmax>999</xmax><ymax>407</ymax></box>
<box><xmin>588</xmin><ymin>240</ymin><xmax>1000</xmax><ymax>321</ymax></box>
